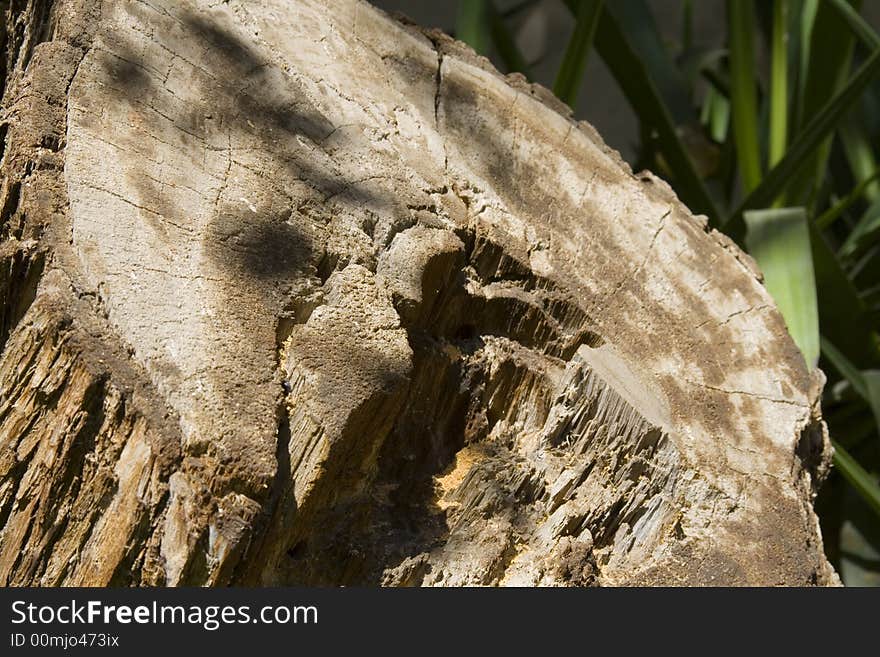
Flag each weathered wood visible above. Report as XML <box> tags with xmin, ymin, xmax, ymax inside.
<box><xmin>0</xmin><ymin>0</ymin><xmax>836</xmax><ymax>585</ymax></box>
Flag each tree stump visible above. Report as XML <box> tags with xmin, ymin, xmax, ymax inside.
<box><xmin>0</xmin><ymin>0</ymin><xmax>837</xmax><ymax>585</ymax></box>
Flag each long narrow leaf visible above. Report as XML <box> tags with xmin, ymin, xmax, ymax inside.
<box><xmin>822</xmin><ymin>337</ymin><xmax>880</xmax><ymax>448</ymax></box>
<box><xmin>744</xmin><ymin>207</ymin><xmax>819</xmax><ymax>366</ymax></box>
<box><xmin>827</xmin><ymin>0</ymin><xmax>879</xmax><ymax>49</ymax></box>
<box><xmin>832</xmin><ymin>439</ymin><xmax>880</xmax><ymax>519</ymax></box>
<box><xmin>816</xmin><ymin>168</ymin><xmax>880</xmax><ymax>229</ymax></box>
<box><xmin>840</xmin><ymin>110</ymin><xmax>880</xmax><ymax>205</ymax></box>
<box><xmin>726</xmin><ymin>47</ymin><xmax>880</xmax><ymax>237</ymax></box>
<box><xmin>595</xmin><ymin>0</ymin><xmax>694</xmax><ymax>124</ymax></box>
<box><xmin>842</xmin><ymin>200</ymin><xmax>880</xmax><ymax>256</ymax></box>
<box><xmin>577</xmin><ymin>1</ymin><xmax>722</xmax><ymax>223</ymax></box>
<box><xmin>553</xmin><ymin>0</ymin><xmax>603</xmax><ymax>109</ymax></box>
<box><xmin>793</xmin><ymin>0</ymin><xmax>818</xmax><ymax>130</ymax></box>
<box><xmin>701</xmin><ymin>86</ymin><xmax>730</xmax><ymax>144</ymax></box>
<box><xmin>810</xmin><ymin>220</ymin><xmax>880</xmax><ymax>367</ymax></box>
<box><xmin>822</xmin><ymin>335</ymin><xmax>869</xmax><ymax>398</ymax></box>
<box><xmin>828</xmin><ymin>0</ymin><xmax>880</xmax><ymax>223</ymax></box>
<box><xmin>785</xmin><ymin>0</ymin><xmax>860</xmax><ymax>207</ymax></box>
<box><xmin>457</xmin><ymin>0</ymin><xmax>489</xmax><ymax>55</ymax></box>
<box><xmin>864</xmin><ymin>372</ymin><xmax>880</xmax><ymax>438</ymax></box>
<box><xmin>728</xmin><ymin>0</ymin><xmax>762</xmax><ymax>194</ymax></box>
<box><xmin>769</xmin><ymin>0</ymin><xmax>789</xmax><ymax>170</ymax></box>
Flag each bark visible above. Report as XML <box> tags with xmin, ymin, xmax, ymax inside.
<box><xmin>0</xmin><ymin>0</ymin><xmax>837</xmax><ymax>586</ymax></box>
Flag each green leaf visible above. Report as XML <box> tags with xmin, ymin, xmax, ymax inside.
<box><xmin>827</xmin><ymin>0</ymin><xmax>879</xmax><ymax>49</ymax></box>
<box><xmin>840</xmin><ymin>109</ymin><xmax>880</xmax><ymax>205</ymax></box>
<box><xmin>794</xmin><ymin>0</ymin><xmax>818</xmax><ymax>129</ymax></box>
<box><xmin>816</xmin><ymin>168</ymin><xmax>880</xmax><ymax>230</ymax></box>
<box><xmin>577</xmin><ymin>0</ymin><xmax>722</xmax><ymax>224</ymax></box>
<box><xmin>842</xmin><ymin>199</ymin><xmax>880</xmax><ymax>256</ymax></box>
<box><xmin>827</xmin><ymin>0</ymin><xmax>880</xmax><ymax>220</ymax></box>
<box><xmin>744</xmin><ymin>207</ymin><xmax>819</xmax><ymax>366</ymax></box>
<box><xmin>810</xmin><ymin>221</ymin><xmax>880</xmax><ymax>367</ymax></box>
<box><xmin>457</xmin><ymin>0</ymin><xmax>489</xmax><ymax>55</ymax></box>
<box><xmin>726</xmin><ymin>46</ymin><xmax>880</xmax><ymax>237</ymax></box>
<box><xmin>701</xmin><ymin>85</ymin><xmax>730</xmax><ymax>144</ymax></box>
<box><xmin>769</xmin><ymin>0</ymin><xmax>789</xmax><ymax>170</ymax></box>
<box><xmin>822</xmin><ymin>337</ymin><xmax>880</xmax><ymax>448</ymax></box>
<box><xmin>595</xmin><ymin>0</ymin><xmax>694</xmax><ymax>125</ymax></box>
<box><xmin>822</xmin><ymin>335</ymin><xmax>869</xmax><ymax>398</ymax></box>
<box><xmin>553</xmin><ymin>0</ymin><xmax>603</xmax><ymax>109</ymax></box>
<box><xmin>728</xmin><ymin>0</ymin><xmax>763</xmax><ymax>194</ymax></box>
<box><xmin>785</xmin><ymin>0</ymin><xmax>861</xmax><ymax>208</ymax></box>
<box><xmin>832</xmin><ymin>439</ymin><xmax>880</xmax><ymax>520</ymax></box>
<box><xmin>486</xmin><ymin>2</ymin><xmax>532</xmax><ymax>77</ymax></box>
<box><xmin>824</xmin><ymin>0</ymin><xmax>880</xmax><ymax>217</ymax></box>
<box><xmin>864</xmin><ymin>372</ymin><xmax>880</xmax><ymax>435</ymax></box>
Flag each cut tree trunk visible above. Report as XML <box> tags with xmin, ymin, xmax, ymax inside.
<box><xmin>0</xmin><ymin>0</ymin><xmax>837</xmax><ymax>586</ymax></box>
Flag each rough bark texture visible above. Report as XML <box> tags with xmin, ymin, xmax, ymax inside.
<box><xmin>0</xmin><ymin>0</ymin><xmax>837</xmax><ymax>586</ymax></box>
